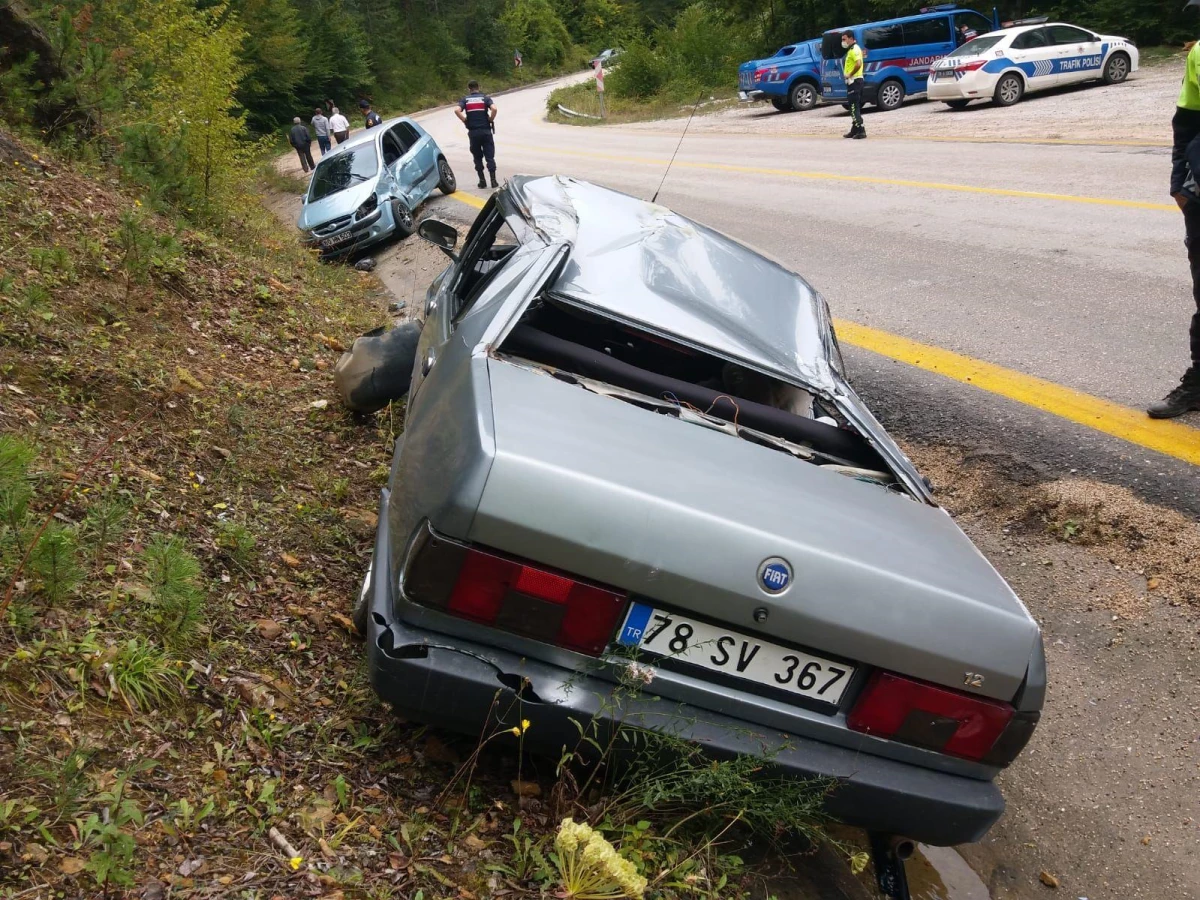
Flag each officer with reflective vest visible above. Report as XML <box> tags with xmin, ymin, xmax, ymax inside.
<box><xmin>1156</xmin><ymin>0</ymin><xmax>1200</xmax><ymax>418</ymax></box>
<box><xmin>456</xmin><ymin>80</ymin><xmax>499</xmax><ymax>189</ymax></box>
<box><xmin>842</xmin><ymin>32</ymin><xmax>866</xmax><ymax>140</ymax></box>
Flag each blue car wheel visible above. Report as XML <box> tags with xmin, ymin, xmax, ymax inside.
<box><xmin>437</xmin><ymin>157</ymin><xmax>457</xmax><ymax>195</ymax></box>
<box><xmin>391</xmin><ymin>199</ymin><xmax>414</xmax><ymax>238</ymax></box>
<box><xmin>788</xmin><ymin>81</ymin><xmax>819</xmax><ymax>111</ymax></box>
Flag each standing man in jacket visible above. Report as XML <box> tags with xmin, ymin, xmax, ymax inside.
<box><xmin>311</xmin><ymin>107</ymin><xmax>331</xmax><ymax>156</ymax></box>
<box><xmin>1154</xmin><ymin>0</ymin><xmax>1200</xmax><ymax>418</ymax></box>
<box><xmin>842</xmin><ymin>32</ymin><xmax>866</xmax><ymax>140</ymax></box>
<box><xmin>329</xmin><ymin>107</ymin><xmax>351</xmax><ymax>144</ymax></box>
<box><xmin>289</xmin><ymin>117</ymin><xmax>315</xmax><ymax>173</ymax></box>
<box><xmin>456</xmin><ymin>80</ymin><xmax>498</xmax><ymax>189</ymax></box>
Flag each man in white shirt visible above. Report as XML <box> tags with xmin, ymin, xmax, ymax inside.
<box><xmin>329</xmin><ymin>108</ymin><xmax>351</xmax><ymax>145</ymax></box>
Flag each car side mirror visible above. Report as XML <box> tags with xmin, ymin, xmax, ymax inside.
<box><xmin>418</xmin><ymin>219</ymin><xmax>459</xmax><ymax>260</ymax></box>
<box><xmin>301</xmin><ymin>194</ymin><xmax>308</xmax><ymax>204</ymax></box>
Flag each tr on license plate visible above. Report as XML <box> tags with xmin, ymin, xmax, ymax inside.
<box><xmin>618</xmin><ymin>603</ymin><xmax>854</xmax><ymax>705</ymax></box>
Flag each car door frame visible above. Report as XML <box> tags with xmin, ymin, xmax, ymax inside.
<box><xmin>408</xmin><ymin>196</ymin><xmax>524</xmax><ymax>407</ymax></box>
<box><xmin>899</xmin><ymin>14</ymin><xmax>955</xmax><ymax>94</ymax></box>
<box><xmin>379</xmin><ymin>126</ymin><xmax>408</xmax><ymax>199</ymax></box>
<box><xmin>1008</xmin><ymin>27</ymin><xmax>1059</xmax><ymax>91</ymax></box>
<box><xmin>1046</xmin><ymin>23</ymin><xmax>1104</xmax><ymax>85</ymax></box>
<box><xmin>398</xmin><ymin>121</ymin><xmax>439</xmax><ymax>199</ymax></box>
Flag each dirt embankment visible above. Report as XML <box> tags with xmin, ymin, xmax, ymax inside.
<box><xmin>906</xmin><ymin>444</ymin><xmax>1200</xmax><ymax>900</ymax></box>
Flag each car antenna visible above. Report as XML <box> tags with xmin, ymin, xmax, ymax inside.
<box><xmin>651</xmin><ymin>90</ymin><xmax>705</xmax><ymax>205</ymax></box>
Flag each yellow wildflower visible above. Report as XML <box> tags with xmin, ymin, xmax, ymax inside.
<box><xmin>288</xmin><ymin>856</ymin><xmax>302</xmax><ymax>870</ymax></box>
<box><xmin>509</xmin><ymin>718</ymin><xmax>532</xmax><ymax>737</ymax></box>
<box><xmin>553</xmin><ymin>817</ymin><xmax>645</xmax><ymax>899</ymax></box>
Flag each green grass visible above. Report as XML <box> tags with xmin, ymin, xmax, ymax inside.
<box><xmin>547</xmin><ymin>79</ymin><xmax>738</xmax><ymax>126</ymax></box>
<box><xmin>1139</xmin><ymin>44</ymin><xmax>1189</xmax><ymax>65</ymax></box>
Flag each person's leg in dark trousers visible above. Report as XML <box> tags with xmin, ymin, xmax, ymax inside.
<box><xmin>846</xmin><ymin>81</ymin><xmax>865</xmax><ymax>138</ymax></box>
<box><xmin>302</xmin><ymin>144</ymin><xmax>315</xmax><ymax>171</ymax></box>
<box><xmin>295</xmin><ymin>146</ymin><xmax>311</xmax><ymax>173</ymax></box>
<box><xmin>1149</xmin><ymin>190</ymin><xmax>1200</xmax><ymax>416</ymax></box>
<box><xmin>469</xmin><ymin>132</ymin><xmax>487</xmax><ymax>187</ymax></box>
<box><xmin>1185</xmin><ymin>201</ymin><xmax>1200</xmax><ymax>372</ymax></box>
<box><xmin>480</xmin><ymin>132</ymin><xmax>497</xmax><ymax>187</ymax></box>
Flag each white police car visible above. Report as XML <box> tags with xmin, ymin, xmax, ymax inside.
<box><xmin>928</xmin><ymin>21</ymin><xmax>1137</xmax><ymax>108</ymax></box>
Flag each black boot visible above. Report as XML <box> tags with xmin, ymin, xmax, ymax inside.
<box><xmin>843</xmin><ymin>125</ymin><xmax>858</xmax><ymax>138</ymax></box>
<box><xmin>476</xmin><ymin>174</ymin><xmax>487</xmax><ymax>189</ymax></box>
<box><xmin>1147</xmin><ymin>369</ymin><xmax>1200</xmax><ymax>419</ymax></box>
<box><xmin>852</xmin><ymin>127</ymin><xmax>867</xmax><ymax>139</ymax></box>
<box><xmin>489</xmin><ymin>172</ymin><xmax>499</xmax><ymax>188</ymax></box>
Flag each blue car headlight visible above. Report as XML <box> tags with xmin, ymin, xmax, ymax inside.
<box><xmin>356</xmin><ymin>194</ymin><xmax>379</xmax><ymax>220</ymax></box>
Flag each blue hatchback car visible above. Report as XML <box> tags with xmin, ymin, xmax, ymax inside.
<box><xmin>738</xmin><ymin>39</ymin><xmax>823</xmax><ymax>112</ymax></box>
<box><xmin>298</xmin><ymin>117</ymin><xmax>457</xmax><ymax>259</ymax></box>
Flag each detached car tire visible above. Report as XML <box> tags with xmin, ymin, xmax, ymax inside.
<box><xmin>876</xmin><ymin>79</ymin><xmax>905</xmax><ymax>111</ymax></box>
<box><xmin>437</xmin><ymin>156</ymin><xmax>457</xmax><ymax>194</ymax></box>
<box><xmin>944</xmin><ymin>99</ymin><xmax>971</xmax><ymax>110</ymax></box>
<box><xmin>1102</xmin><ymin>52</ymin><xmax>1131</xmax><ymax>85</ymax></box>
<box><xmin>391</xmin><ymin>199</ymin><xmax>415</xmax><ymax>238</ymax></box>
<box><xmin>994</xmin><ymin>73</ymin><xmax>1024</xmax><ymax>107</ymax></box>
<box><xmin>788</xmin><ymin>81</ymin><xmax>819</xmax><ymax>112</ymax></box>
<box><xmin>333</xmin><ymin>322</ymin><xmax>421</xmax><ymax>414</ymax></box>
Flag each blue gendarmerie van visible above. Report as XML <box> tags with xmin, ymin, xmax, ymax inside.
<box><xmin>821</xmin><ymin>4</ymin><xmax>1000</xmax><ymax>110</ymax></box>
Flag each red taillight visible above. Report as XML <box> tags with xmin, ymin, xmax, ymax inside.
<box><xmin>954</xmin><ymin>59</ymin><xmax>987</xmax><ymax>72</ymax></box>
<box><xmin>847</xmin><ymin>671</ymin><xmax>1014</xmax><ymax>762</ymax></box>
<box><xmin>444</xmin><ymin>547</ymin><xmax>627</xmax><ymax>656</ymax></box>
<box><xmin>754</xmin><ymin>67</ymin><xmax>771</xmax><ymax>82</ymax></box>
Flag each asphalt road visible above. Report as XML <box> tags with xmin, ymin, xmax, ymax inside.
<box><xmin>411</xmin><ymin>76</ymin><xmax>1200</xmax><ymax>511</ymax></box>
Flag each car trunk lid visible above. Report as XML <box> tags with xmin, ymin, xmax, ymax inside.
<box><xmin>468</xmin><ymin>358</ymin><xmax>1038</xmax><ymax>702</ymax></box>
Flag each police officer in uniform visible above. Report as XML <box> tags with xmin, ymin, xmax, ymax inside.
<box><xmin>360</xmin><ymin>100</ymin><xmax>382</xmax><ymax>129</ymax></box>
<box><xmin>842</xmin><ymin>32</ymin><xmax>866</xmax><ymax>140</ymax></box>
<box><xmin>457</xmin><ymin>80</ymin><xmax>498</xmax><ymax>189</ymax></box>
<box><xmin>1155</xmin><ymin>0</ymin><xmax>1200</xmax><ymax>418</ymax></box>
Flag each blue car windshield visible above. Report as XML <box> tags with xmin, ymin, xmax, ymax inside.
<box><xmin>309</xmin><ymin>145</ymin><xmax>379</xmax><ymax>201</ymax></box>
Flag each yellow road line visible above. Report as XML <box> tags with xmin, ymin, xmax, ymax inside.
<box><xmin>834</xmin><ymin>320</ymin><xmax>1200</xmax><ymax>465</ymax></box>
<box><xmin>507</xmin><ymin>143</ymin><xmax>1176</xmax><ymax>211</ymax></box>
<box><xmin>450</xmin><ymin>192</ymin><xmax>487</xmax><ymax>209</ymax></box>
<box><xmin>442</xmin><ymin>195</ymin><xmax>1198</xmax><ymax>465</ymax></box>
<box><xmin>678</xmin><ymin>130</ymin><xmax>1170</xmax><ymax>149</ymax></box>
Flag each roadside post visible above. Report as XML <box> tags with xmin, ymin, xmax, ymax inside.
<box><xmin>595</xmin><ymin>61</ymin><xmax>606</xmax><ymax>118</ymax></box>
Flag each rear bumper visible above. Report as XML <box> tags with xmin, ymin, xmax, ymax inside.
<box><xmin>927</xmin><ymin>74</ymin><xmax>989</xmax><ymax>101</ymax></box>
<box><xmin>364</xmin><ymin>513</ymin><xmax>1005</xmax><ymax>847</ymax></box>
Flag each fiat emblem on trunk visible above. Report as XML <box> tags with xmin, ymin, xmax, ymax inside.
<box><xmin>758</xmin><ymin>558</ymin><xmax>792</xmax><ymax>595</ymax></box>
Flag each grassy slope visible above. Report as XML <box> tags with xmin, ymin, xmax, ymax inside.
<box><xmin>0</xmin><ymin>131</ymin><xmax>536</xmax><ymax>899</ymax></box>
<box><xmin>546</xmin><ymin>79</ymin><xmax>739</xmax><ymax>126</ymax></box>
<box><xmin>0</xmin><ymin>128</ymin><xmax>844</xmax><ymax>900</ymax></box>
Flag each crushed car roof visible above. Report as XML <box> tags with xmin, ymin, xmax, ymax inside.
<box><xmin>508</xmin><ymin>176</ymin><xmax>840</xmax><ymax>394</ymax></box>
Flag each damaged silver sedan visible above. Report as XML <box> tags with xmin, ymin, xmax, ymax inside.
<box><xmin>355</xmin><ymin>176</ymin><xmax>1045</xmax><ymax>870</ymax></box>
